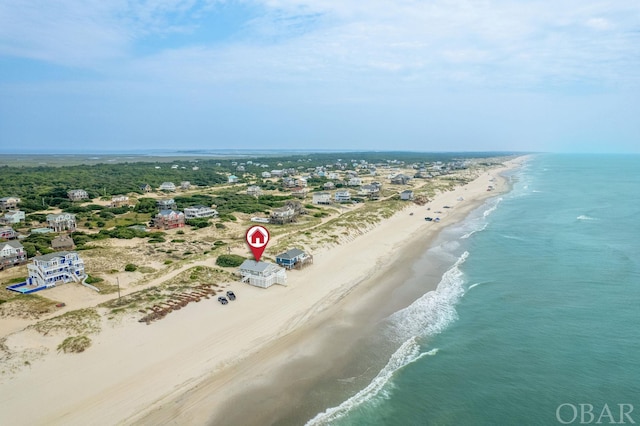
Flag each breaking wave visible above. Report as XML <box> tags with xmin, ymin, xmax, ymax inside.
<box><xmin>305</xmin><ymin>339</ymin><xmax>438</xmax><ymax>425</ymax></box>
<box><xmin>306</xmin><ymin>252</ymin><xmax>469</xmax><ymax>425</ymax></box>
<box><xmin>577</xmin><ymin>215</ymin><xmax>598</xmax><ymax>221</ymax></box>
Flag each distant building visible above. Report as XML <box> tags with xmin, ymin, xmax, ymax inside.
<box><xmin>51</xmin><ymin>235</ymin><xmax>76</xmax><ymax>251</ymax></box>
<box><xmin>312</xmin><ymin>192</ymin><xmax>331</xmax><ymax>205</ymax></box>
<box><xmin>67</xmin><ymin>189</ymin><xmax>89</xmax><ymax>201</ymax></box>
<box><xmin>390</xmin><ymin>174</ymin><xmax>411</xmax><ymax>185</ymax></box>
<box><xmin>247</xmin><ymin>185</ymin><xmax>263</xmax><ymax>197</ymax></box>
<box><xmin>335</xmin><ymin>190</ymin><xmax>351</xmax><ymax>202</ymax></box>
<box><xmin>348</xmin><ymin>177</ymin><xmax>362</xmax><ymax>186</ymax></box>
<box><xmin>110</xmin><ymin>195</ymin><xmax>130</xmax><ymax>208</ymax></box>
<box><xmin>0</xmin><ymin>197</ymin><xmax>20</xmax><ymax>211</ymax></box>
<box><xmin>400</xmin><ymin>190</ymin><xmax>414</xmax><ymax>201</ymax></box>
<box><xmin>1</xmin><ymin>210</ymin><xmax>25</xmax><ymax>224</ymax></box>
<box><xmin>46</xmin><ymin>213</ymin><xmax>76</xmax><ymax>232</ymax></box>
<box><xmin>275</xmin><ymin>248</ymin><xmax>313</xmax><ymax>270</ymax></box>
<box><xmin>159</xmin><ymin>182</ymin><xmax>176</xmax><ymax>192</ymax></box>
<box><xmin>180</xmin><ymin>181</ymin><xmax>191</xmax><ymax>190</ymax></box>
<box><xmin>152</xmin><ymin>210</ymin><xmax>185</xmax><ymax>229</ymax></box>
<box><xmin>0</xmin><ymin>241</ymin><xmax>26</xmax><ymax>270</ymax></box>
<box><xmin>323</xmin><ymin>182</ymin><xmax>335</xmax><ymax>190</ymax></box>
<box><xmin>290</xmin><ymin>187</ymin><xmax>308</xmax><ymax>199</ymax></box>
<box><xmin>183</xmin><ymin>205</ymin><xmax>218</xmax><ymax>219</ymax></box>
<box><xmin>157</xmin><ymin>199</ymin><xmax>177</xmax><ymax>211</ymax></box>
<box><xmin>140</xmin><ymin>184</ymin><xmax>152</xmax><ymax>193</ymax></box>
<box><xmin>228</xmin><ymin>175</ymin><xmax>239</xmax><ymax>184</ymax></box>
<box><xmin>270</xmin><ymin>206</ymin><xmax>296</xmax><ymax>224</ymax></box>
<box><xmin>261</xmin><ymin>171</ymin><xmax>272</xmax><ymax>178</ymax></box>
<box><xmin>26</xmin><ymin>251</ymin><xmax>86</xmax><ymax>288</ymax></box>
<box><xmin>0</xmin><ymin>227</ymin><xmax>18</xmax><ymax>240</ymax></box>
<box><xmin>238</xmin><ymin>260</ymin><xmax>287</xmax><ymax>288</ymax></box>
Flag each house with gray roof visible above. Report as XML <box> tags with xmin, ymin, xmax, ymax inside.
<box><xmin>26</xmin><ymin>251</ymin><xmax>85</xmax><ymax>288</ymax></box>
<box><xmin>238</xmin><ymin>260</ymin><xmax>287</xmax><ymax>288</ymax></box>
<box><xmin>0</xmin><ymin>241</ymin><xmax>27</xmax><ymax>270</ymax></box>
<box><xmin>275</xmin><ymin>248</ymin><xmax>313</xmax><ymax>270</ymax></box>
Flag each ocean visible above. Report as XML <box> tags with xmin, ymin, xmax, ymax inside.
<box><xmin>307</xmin><ymin>154</ymin><xmax>640</xmax><ymax>425</ymax></box>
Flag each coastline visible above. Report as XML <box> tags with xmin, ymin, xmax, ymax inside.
<box><xmin>0</xmin><ymin>157</ymin><xmax>524</xmax><ymax>426</ymax></box>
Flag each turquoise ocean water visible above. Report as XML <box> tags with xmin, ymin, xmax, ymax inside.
<box><xmin>307</xmin><ymin>154</ymin><xmax>640</xmax><ymax>425</ymax></box>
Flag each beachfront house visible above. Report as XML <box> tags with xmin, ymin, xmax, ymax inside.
<box><xmin>25</xmin><ymin>251</ymin><xmax>86</xmax><ymax>289</ymax></box>
<box><xmin>335</xmin><ymin>190</ymin><xmax>351</xmax><ymax>202</ymax></box>
<box><xmin>159</xmin><ymin>182</ymin><xmax>176</xmax><ymax>192</ymax></box>
<box><xmin>1</xmin><ymin>210</ymin><xmax>25</xmax><ymax>224</ymax></box>
<box><xmin>152</xmin><ymin>210</ymin><xmax>185</xmax><ymax>229</ymax></box>
<box><xmin>275</xmin><ymin>248</ymin><xmax>313</xmax><ymax>270</ymax></box>
<box><xmin>67</xmin><ymin>189</ymin><xmax>89</xmax><ymax>201</ymax></box>
<box><xmin>46</xmin><ymin>213</ymin><xmax>77</xmax><ymax>232</ymax></box>
<box><xmin>0</xmin><ymin>197</ymin><xmax>20</xmax><ymax>211</ymax></box>
<box><xmin>183</xmin><ymin>205</ymin><xmax>218</xmax><ymax>219</ymax></box>
<box><xmin>0</xmin><ymin>241</ymin><xmax>27</xmax><ymax>270</ymax></box>
<box><xmin>400</xmin><ymin>190</ymin><xmax>414</xmax><ymax>201</ymax></box>
<box><xmin>312</xmin><ymin>192</ymin><xmax>331</xmax><ymax>205</ymax></box>
<box><xmin>157</xmin><ymin>199</ymin><xmax>177</xmax><ymax>211</ymax></box>
<box><xmin>238</xmin><ymin>260</ymin><xmax>287</xmax><ymax>288</ymax></box>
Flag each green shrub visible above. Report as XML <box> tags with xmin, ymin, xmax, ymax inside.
<box><xmin>124</xmin><ymin>263</ymin><xmax>138</xmax><ymax>272</ymax></box>
<box><xmin>215</xmin><ymin>254</ymin><xmax>246</xmax><ymax>268</ymax></box>
<box><xmin>215</xmin><ymin>223</ymin><xmax>226</xmax><ymax>229</ymax></box>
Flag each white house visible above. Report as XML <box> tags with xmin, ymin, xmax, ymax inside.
<box><xmin>323</xmin><ymin>182</ymin><xmax>335</xmax><ymax>190</ymax></box>
<box><xmin>26</xmin><ymin>251</ymin><xmax>86</xmax><ymax>288</ymax></box>
<box><xmin>270</xmin><ymin>170</ymin><xmax>284</xmax><ymax>177</ymax></box>
<box><xmin>228</xmin><ymin>175</ymin><xmax>239</xmax><ymax>184</ymax></box>
<box><xmin>348</xmin><ymin>177</ymin><xmax>362</xmax><ymax>186</ymax></box>
<box><xmin>159</xmin><ymin>182</ymin><xmax>176</xmax><ymax>191</ymax></box>
<box><xmin>247</xmin><ymin>185</ymin><xmax>263</xmax><ymax>197</ymax></box>
<box><xmin>295</xmin><ymin>177</ymin><xmax>308</xmax><ymax>187</ymax></box>
<box><xmin>0</xmin><ymin>241</ymin><xmax>26</xmax><ymax>270</ymax></box>
<box><xmin>180</xmin><ymin>181</ymin><xmax>191</xmax><ymax>190</ymax></box>
<box><xmin>400</xmin><ymin>190</ymin><xmax>414</xmax><ymax>201</ymax></box>
<box><xmin>184</xmin><ymin>205</ymin><xmax>218</xmax><ymax>219</ymax></box>
<box><xmin>0</xmin><ymin>227</ymin><xmax>17</xmax><ymax>240</ymax></box>
<box><xmin>67</xmin><ymin>189</ymin><xmax>89</xmax><ymax>201</ymax></box>
<box><xmin>312</xmin><ymin>192</ymin><xmax>331</xmax><ymax>205</ymax></box>
<box><xmin>1</xmin><ymin>210</ymin><xmax>25</xmax><ymax>224</ymax></box>
<box><xmin>46</xmin><ymin>213</ymin><xmax>76</xmax><ymax>232</ymax></box>
<box><xmin>157</xmin><ymin>199</ymin><xmax>177</xmax><ymax>210</ymax></box>
<box><xmin>110</xmin><ymin>195</ymin><xmax>129</xmax><ymax>207</ymax></box>
<box><xmin>238</xmin><ymin>260</ymin><xmax>287</xmax><ymax>288</ymax></box>
<box><xmin>261</xmin><ymin>171</ymin><xmax>272</xmax><ymax>178</ymax></box>
<box><xmin>335</xmin><ymin>190</ymin><xmax>351</xmax><ymax>202</ymax></box>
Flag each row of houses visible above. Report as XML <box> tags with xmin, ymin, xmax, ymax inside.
<box><xmin>151</xmin><ymin>205</ymin><xmax>218</xmax><ymax>229</ymax></box>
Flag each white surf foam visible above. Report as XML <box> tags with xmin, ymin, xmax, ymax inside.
<box><xmin>306</xmin><ymin>338</ymin><xmax>438</xmax><ymax>425</ymax></box>
<box><xmin>577</xmin><ymin>215</ymin><xmax>598</xmax><ymax>221</ymax></box>
<box><xmin>461</xmin><ymin>222</ymin><xmax>488</xmax><ymax>239</ymax></box>
<box><xmin>387</xmin><ymin>251</ymin><xmax>468</xmax><ymax>343</ymax></box>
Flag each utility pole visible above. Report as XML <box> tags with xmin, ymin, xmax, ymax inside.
<box><xmin>117</xmin><ymin>277</ymin><xmax>121</xmax><ymax>303</ymax></box>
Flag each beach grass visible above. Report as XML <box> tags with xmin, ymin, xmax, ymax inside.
<box><xmin>57</xmin><ymin>335</ymin><xmax>92</xmax><ymax>353</ymax></box>
<box><xmin>31</xmin><ymin>308</ymin><xmax>101</xmax><ymax>336</ymax></box>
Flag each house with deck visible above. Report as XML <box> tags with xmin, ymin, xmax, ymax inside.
<box><xmin>291</xmin><ymin>187</ymin><xmax>308</xmax><ymax>199</ymax></box>
<box><xmin>67</xmin><ymin>189</ymin><xmax>89</xmax><ymax>201</ymax></box>
<box><xmin>358</xmin><ymin>184</ymin><xmax>380</xmax><ymax>199</ymax></box>
<box><xmin>157</xmin><ymin>198</ymin><xmax>177</xmax><ymax>210</ymax></box>
<box><xmin>335</xmin><ymin>190</ymin><xmax>351</xmax><ymax>202</ymax></box>
<box><xmin>0</xmin><ymin>197</ymin><xmax>20</xmax><ymax>211</ymax></box>
<box><xmin>0</xmin><ymin>241</ymin><xmax>26</xmax><ymax>270</ymax></box>
<box><xmin>184</xmin><ymin>205</ymin><xmax>218</xmax><ymax>219</ymax></box>
<box><xmin>270</xmin><ymin>206</ymin><xmax>296</xmax><ymax>224</ymax></box>
<box><xmin>24</xmin><ymin>251</ymin><xmax>86</xmax><ymax>289</ymax></box>
<box><xmin>312</xmin><ymin>192</ymin><xmax>331</xmax><ymax>205</ymax></box>
<box><xmin>46</xmin><ymin>213</ymin><xmax>76</xmax><ymax>232</ymax></box>
<box><xmin>0</xmin><ymin>227</ymin><xmax>17</xmax><ymax>240</ymax></box>
<box><xmin>275</xmin><ymin>248</ymin><xmax>313</xmax><ymax>270</ymax></box>
<box><xmin>152</xmin><ymin>210</ymin><xmax>185</xmax><ymax>229</ymax></box>
<box><xmin>238</xmin><ymin>260</ymin><xmax>287</xmax><ymax>288</ymax></box>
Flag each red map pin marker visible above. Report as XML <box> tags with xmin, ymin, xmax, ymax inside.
<box><xmin>245</xmin><ymin>225</ymin><xmax>270</xmax><ymax>262</ymax></box>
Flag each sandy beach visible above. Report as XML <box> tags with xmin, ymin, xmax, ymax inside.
<box><xmin>0</xmin><ymin>157</ymin><xmax>524</xmax><ymax>426</ymax></box>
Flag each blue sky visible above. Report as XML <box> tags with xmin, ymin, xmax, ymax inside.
<box><xmin>1</xmin><ymin>0</ymin><xmax>639</xmax><ymax>153</ymax></box>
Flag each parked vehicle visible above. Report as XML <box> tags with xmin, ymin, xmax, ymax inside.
<box><xmin>217</xmin><ymin>296</ymin><xmax>228</xmax><ymax>305</ymax></box>
<box><xmin>226</xmin><ymin>291</ymin><xmax>236</xmax><ymax>301</ymax></box>
<box><xmin>425</xmin><ymin>217</ymin><xmax>433</xmax><ymax>221</ymax></box>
